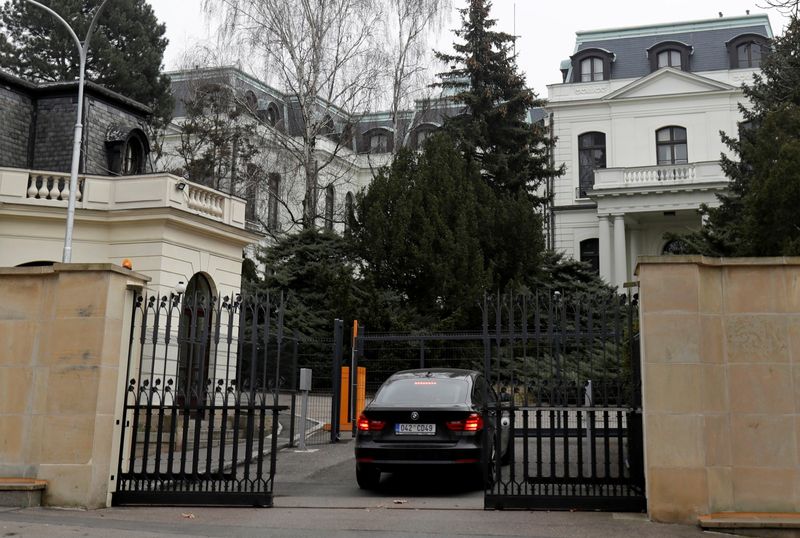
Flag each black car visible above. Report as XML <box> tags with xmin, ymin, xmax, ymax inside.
<box><xmin>354</xmin><ymin>368</ymin><xmax>510</xmax><ymax>489</ymax></box>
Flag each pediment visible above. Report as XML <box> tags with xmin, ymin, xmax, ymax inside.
<box><xmin>604</xmin><ymin>68</ymin><xmax>736</xmax><ymax>100</ymax></box>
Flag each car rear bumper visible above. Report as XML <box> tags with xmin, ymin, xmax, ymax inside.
<box><xmin>355</xmin><ymin>441</ymin><xmax>483</xmax><ymax>469</ymax></box>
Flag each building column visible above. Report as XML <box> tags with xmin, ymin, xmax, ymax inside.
<box><xmin>598</xmin><ymin>214</ymin><xmax>612</xmax><ymax>285</ymax></box>
<box><xmin>613</xmin><ymin>214</ymin><xmax>627</xmax><ymax>289</ymax></box>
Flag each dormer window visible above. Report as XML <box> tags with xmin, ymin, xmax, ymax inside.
<box><xmin>363</xmin><ymin>128</ymin><xmax>392</xmax><ymax>154</ymax></box>
<box><xmin>647</xmin><ymin>41</ymin><xmax>692</xmax><ymax>72</ymax></box>
<box><xmin>727</xmin><ymin>34</ymin><xmax>770</xmax><ymax>69</ymax></box>
<box><xmin>412</xmin><ymin>123</ymin><xmax>439</xmax><ymax>149</ymax></box>
<box><xmin>570</xmin><ymin>48</ymin><xmax>614</xmax><ymax>83</ymax></box>
<box><xmin>657</xmin><ymin>50</ymin><xmax>681</xmax><ymax>69</ymax></box>
<box><xmin>370</xmin><ymin>133</ymin><xmax>388</xmax><ymax>153</ymax></box>
<box><xmin>737</xmin><ymin>42</ymin><xmax>763</xmax><ymax>68</ymax></box>
<box><xmin>105</xmin><ymin>126</ymin><xmax>150</xmax><ymax>176</ymax></box>
<box><xmin>580</xmin><ymin>57</ymin><xmax>604</xmax><ymax>82</ymax></box>
<box><xmin>258</xmin><ymin>102</ymin><xmax>281</xmax><ymax>127</ymax></box>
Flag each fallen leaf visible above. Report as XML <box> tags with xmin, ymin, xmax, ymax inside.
<box><xmin>181</xmin><ymin>513</ymin><xmax>196</xmax><ymax>519</ymax></box>
<box><xmin>393</xmin><ymin>499</ymin><xmax>408</xmax><ymax>504</ymax></box>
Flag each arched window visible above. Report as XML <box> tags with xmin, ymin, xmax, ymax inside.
<box><xmin>570</xmin><ymin>48</ymin><xmax>614</xmax><ymax>83</ymax></box>
<box><xmin>580</xmin><ymin>238</ymin><xmax>600</xmax><ymax>274</ymax></box>
<box><xmin>324</xmin><ymin>184</ymin><xmax>335</xmax><ymax>231</ymax></box>
<box><xmin>106</xmin><ymin>126</ymin><xmax>150</xmax><ymax>176</ymax></box>
<box><xmin>647</xmin><ymin>41</ymin><xmax>692</xmax><ymax>72</ymax></box>
<box><xmin>122</xmin><ymin>134</ymin><xmax>145</xmax><ymax>175</ymax></box>
<box><xmin>415</xmin><ymin>127</ymin><xmax>436</xmax><ymax>148</ymax></box>
<box><xmin>178</xmin><ymin>273</ymin><xmax>215</xmax><ymax>407</ymax></box>
<box><xmin>258</xmin><ymin>102</ymin><xmax>281</xmax><ymax>127</ymax></box>
<box><xmin>656</xmin><ymin>126</ymin><xmax>688</xmax><ymax>165</ymax></box>
<box><xmin>344</xmin><ymin>191</ymin><xmax>354</xmax><ymax>232</ymax></box>
<box><xmin>369</xmin><ymin>131</ymin><xmax>390</xmax><ymax>153</ymax></box>
<box><xmin>578</xmin><ymin>132</ymin><xmax>606</xmax><ymax>198</ymax></box>
<box><xmin>727</xmin><ymin>34</ymin><xmax>770</xmax><ymax>69</ymax></box>
<box><xmin>268</xmin><ymin>173</ymin><xmax>281</xmax><ymax>231</ymax></box>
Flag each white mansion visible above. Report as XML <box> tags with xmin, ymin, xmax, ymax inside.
<box><xmin>0</xmin><ymin>14</ymin><xmax>773</xmax><ymax>297</ymax></box>
<box><xmin>546</xmin><ymin>14</ymin><xmax>772</xmax><ymax>288</ymax></box>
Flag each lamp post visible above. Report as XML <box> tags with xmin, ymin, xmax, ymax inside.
<box><xmin>23</xmin><ymin>0</ymin><xmax>111</xmax><ymax>263</ymax></box>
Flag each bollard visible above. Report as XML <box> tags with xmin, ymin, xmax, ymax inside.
<box><xmin>298</xmin><ymin>368</ymin><xmax>312</xmax><ymax>450</ymax></box>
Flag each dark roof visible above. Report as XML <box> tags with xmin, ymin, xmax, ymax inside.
<box><xmin>0</xmin><ymin>69</ymin><xmax>152</xmax><ymax>115</ymax></box>
<box><xmin>570</xmin><ymin>16</ymin><xmax>772</xmax><ymax>81</ymax></box>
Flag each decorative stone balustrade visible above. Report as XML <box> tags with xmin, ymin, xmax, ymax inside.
<box><xmin>186</xmin><ymin>184</ymin><xmax>225</xmax><ymax>218</ymax></box>
<box><xmin>593</xmin><ymin>161</ymin><xmax>726</xmax><ymax>192</ymax></box>
<box><xmin>623</xmin><ymin>164</ymin><xmax>695</xmax><ymax>184</ymax></box>
<box><xmin>0</xmin><ymin>168</ymin><xmax>247</xmax><ymax>231</ymax></box>
<box><xmin>26</xmin><ymin>172</ymin><xmax>84</xmax><ymax>202</ymax></box>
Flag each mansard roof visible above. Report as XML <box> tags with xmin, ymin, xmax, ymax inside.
<box><xmin>566</xmin><ymin>14</ymin><xmax>772</xmax><ymax>82</ymax></box>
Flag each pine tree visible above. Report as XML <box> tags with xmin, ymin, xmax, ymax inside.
<box><xmin>676</xmin><ymin>16</ymin><xmax>800</xmax><ymax>256</ymax></box>
<box><xmin>435</xmin><ymin>0</ymin><xmax>557</xmax><ymax>197</ymax></box>
<box><xmin>0</xmin><ymin>0</ymin><xmax>173</xmax><ymax>126</ymax></box>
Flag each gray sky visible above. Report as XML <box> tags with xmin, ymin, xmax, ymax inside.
<box><xmin>147</xmin><ymin>0</ymin><xmax>791</xmax><ymax>97</ymax></box>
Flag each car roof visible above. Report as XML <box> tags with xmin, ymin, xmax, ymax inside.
<box><xmin>388</xmin><ymin>368</ymin><xmax>479</xmax><ymax>381</ymax></box>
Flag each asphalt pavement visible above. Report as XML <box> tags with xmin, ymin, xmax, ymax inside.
<box><xmin>0</xmin><ymin>437</ymin><xmax>711</xmax><ymax>537</ymax></box>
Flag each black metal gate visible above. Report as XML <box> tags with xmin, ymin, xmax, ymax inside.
<box><xmin>113</xmin><ymin>291</ymin><xmax>288</xmax><ymax>507</ymax></box>
<box><xmin>483</xmin><ymin>289</ymin><xmax>645</xmax><ymax>511</ymax></box>
<box><xmin>349</xmin><ymin>288</ymin><xmax>645</xmax><ymax>512</ymax></box>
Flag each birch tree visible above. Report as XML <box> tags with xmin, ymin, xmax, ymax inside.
<box><xmin>206</xmin><ymin>0</ymin><xmax>383</xmax><ymax>228</ymax></box>
<box><xmin>379</xmin><ymin>0</ymin><xmax>451</xmax><ymax>152</ymax></box>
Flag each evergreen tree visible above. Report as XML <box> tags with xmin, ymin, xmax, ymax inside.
<box><xmin>0</xmin><ymin>0</ymin><xmax>173</xmax><ymax>125</ymax></box>
<box><xmin>250</xmin><ymin>228</ymin><xmax>365</xmax><ymax>339</ymax></box>
<box><xmin>675</xmin><ymin>16</ymin><xmax>800</xmax><ymax>256</ymax></box>
<box><xmin>354</xmin><ymin>133</ymin><xmax>492</xmax><ymax>328</ymax></box>
<box><xmin>435</xmin><ymin>0</ymin><xmax>557</xmax><ymax>197</ymax></box>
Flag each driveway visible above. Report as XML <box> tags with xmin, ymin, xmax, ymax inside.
<box><xmin>0</xmin><ymin>439</ymin><xmax>706</xmax><ymax>537</ymax></box>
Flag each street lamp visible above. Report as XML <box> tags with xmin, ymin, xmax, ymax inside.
<box><xmin>23</xmin><ymin>0</ymin><xmax>111</xmax><ymax>263</ymax></box>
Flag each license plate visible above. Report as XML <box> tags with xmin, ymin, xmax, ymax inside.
<box><xmin>395</xmin><ymin>423</ymin><xmax>436</xmax><ymax>435</ymax></box>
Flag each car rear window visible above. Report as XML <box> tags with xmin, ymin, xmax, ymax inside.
<box><xmin>372</xmin><ymin>377</ymin><xmax>469</xmax><ymax>405</ymax></box>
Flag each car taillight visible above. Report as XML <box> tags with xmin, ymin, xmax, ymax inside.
<box><xmin>357</xmin><ymin>414</ymin><xmax>385</xmax><ymax>431</ymax></box>
<box><xmin>446</xmin><ymin>413</ymin><xmax>484</xmax><ymax>432</ymax></box>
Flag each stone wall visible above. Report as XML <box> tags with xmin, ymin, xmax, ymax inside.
<box><xmin>0</xmin><ymin>264</ymin><xmax>149</xmax><ymax>508</ymax></box>
<box><xmin>0</xmin><ymin>85</ymin><xmax>34</xmax><ymax>169</ymax></box>
<box><xmin>637</xmin><ymin>256</ymin><xmax>800</xmax><ymax>523</ymax></box>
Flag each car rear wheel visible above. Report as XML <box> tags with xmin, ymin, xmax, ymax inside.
<box><xmin>356</xmin><ymin>463</ymin><xmax>380</xmax><ymax>490</ymax></box>
<box><xmin>477</xmin><ymin>442</ymin><xmax>496</xmax><ymax>488</ymax></box>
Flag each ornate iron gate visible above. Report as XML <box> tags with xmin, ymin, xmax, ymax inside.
<box><xmin>484</xmin><ymin>289</ymin><xmax>645</xmax><ymax>511</ymax></box>
<box><xmin>113</xmin><ymin>292</ymin><xmax>288</xmax><ymax>507</ymax></box>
